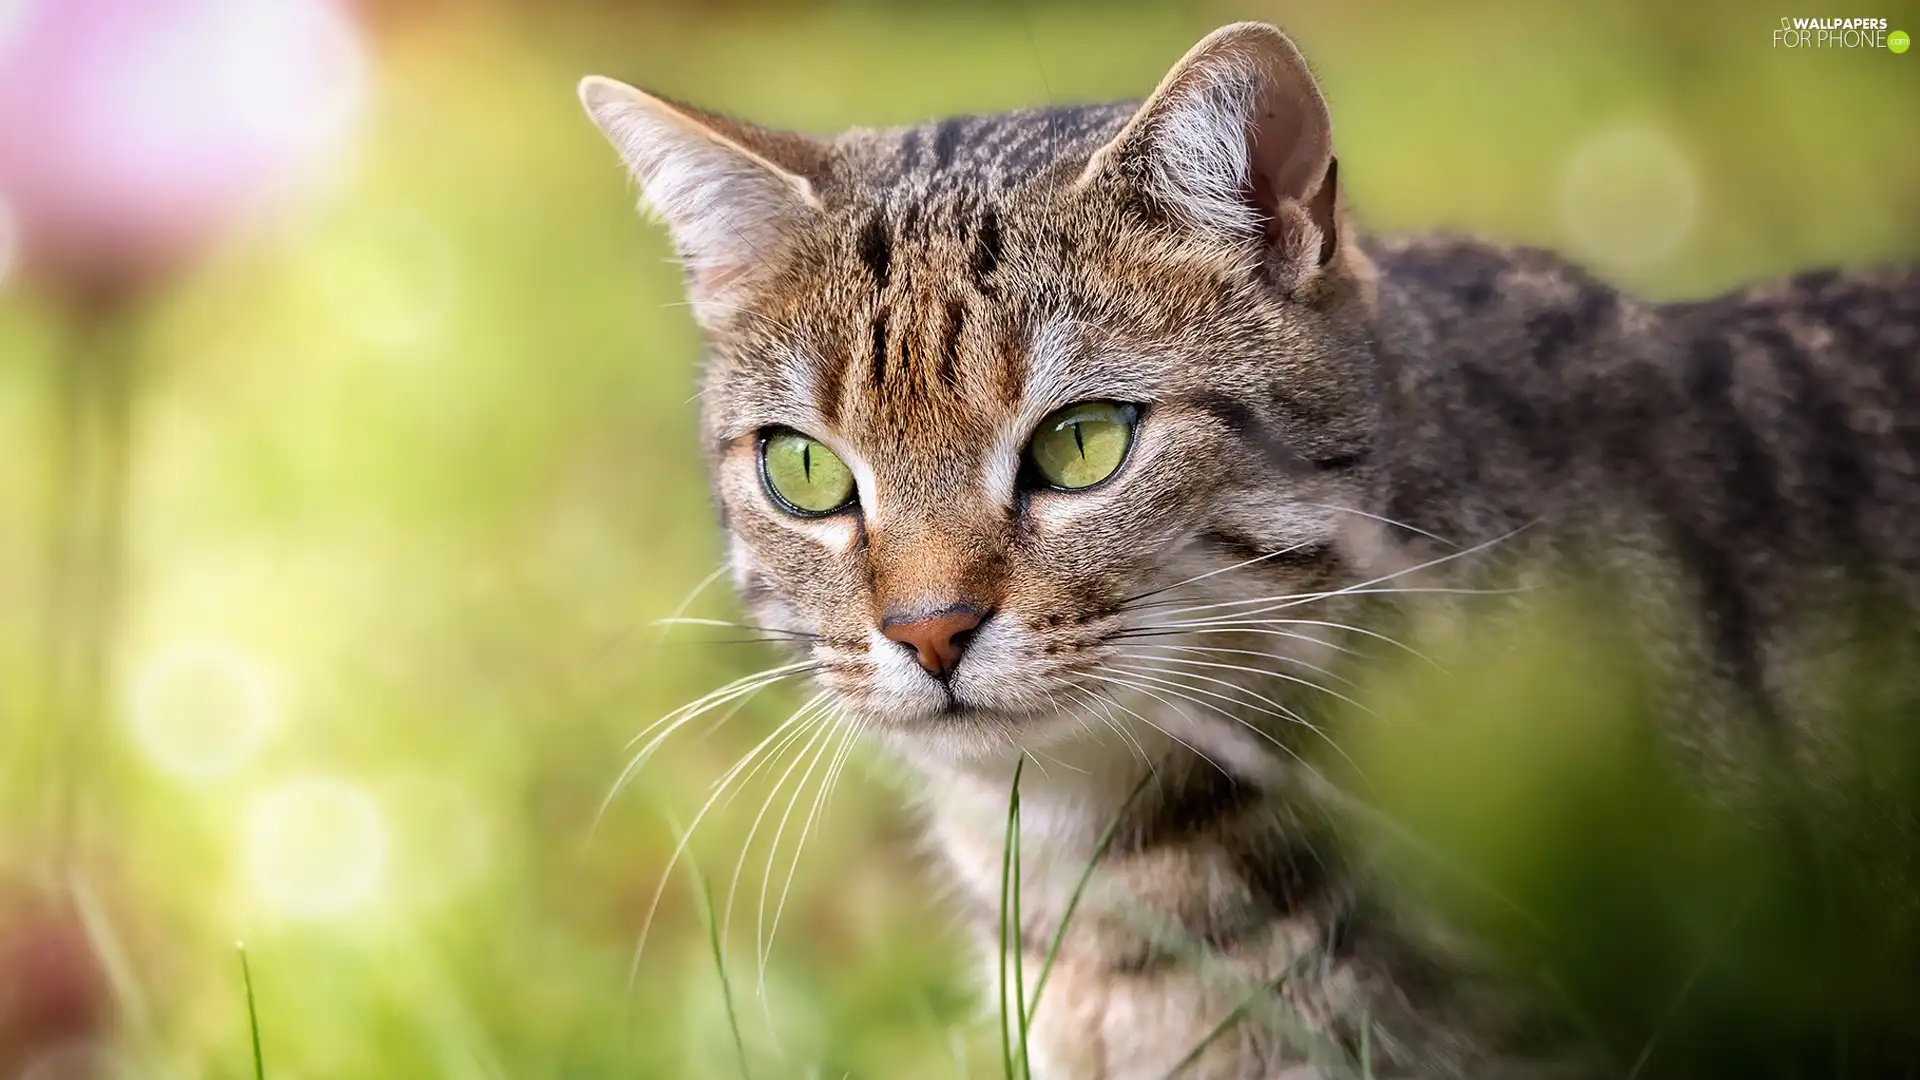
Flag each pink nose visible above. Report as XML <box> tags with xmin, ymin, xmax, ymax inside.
<box><xmin>881</xmin><ymin>606</ymin><xmax>986</xmax><ymax>677</ymax></box>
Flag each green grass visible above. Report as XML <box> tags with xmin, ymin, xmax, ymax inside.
<box><xmin>238</xmin><ymin>941</ymin><xmax>265</xmax><ymax>1080</ymax></box>
<box><xmin>1157</xmin><ymin>961</ymin><xmax>1306</xmax><ymax>1080</ymax></box>
<box><xmin>1025</xmin><ymin>766</ymin><xmax>1154</xmax><ymax>1024</ymax></box>
<box><xmin>996</xmin><ymin>755</ymin><xmax>1026</xmax><ymax>1080</ymax></box>
<box><xmin>700</xmin><ymin>873</ymin><xmax>753</xmax><ymax>1080</ymax></box>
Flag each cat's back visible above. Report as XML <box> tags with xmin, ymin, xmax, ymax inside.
<box><xmin>1370</xmin><ymin>236</ymin><xmax>1920</xmax><ymax>729</ymax></box>
<box><xmin>1651</xmin><ymin>264</ymin><xmax>1920</xmax><ymax>580</ymax></box>
<box><xmin>1370</xmin><ymin>235</ymin><xmax>1920</xmax><ymax>548</ymax></box>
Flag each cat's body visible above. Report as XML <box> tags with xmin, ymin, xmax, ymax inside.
<box><xmin>922</xmin><ymin>241</ymin><xmax>1920</xmax><ymax>1080</ymax></box>
<box><xmin>578</xmin><ymin>22</ymin><xmax>1920</xmax><ymax>1079</ymax></box>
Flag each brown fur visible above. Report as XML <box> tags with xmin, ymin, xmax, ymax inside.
<box><xmin>579</xmin><ymin>22</ymin><xmax>1920</xmax><ymax>1079</ymax></box>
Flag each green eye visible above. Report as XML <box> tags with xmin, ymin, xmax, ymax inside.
<box><xmin>760</xmin><ymin>430</ymin><xmax>856</xmax><ymax>515</ymax></box>
<box><xmin>1026</xmin><ymin>402</ymin><xmax>1138</xmax><ymax>491</ymax></box>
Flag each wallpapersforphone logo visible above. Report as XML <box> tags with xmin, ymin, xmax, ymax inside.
<box><xmin>1773</xmin><ymin>16</ymin><xmax>1908</xmax><ymax>50</ymax></box>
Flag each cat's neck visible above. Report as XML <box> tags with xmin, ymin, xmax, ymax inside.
<box><xmin>905</xmin><ymin>725</ymin><xmax>1177</xmax><ymax>859</ymax></box>
<box><xmin>902</xmin><ymin>708</ymin><xmax>1290</xmax><ymax>865</ymax></box>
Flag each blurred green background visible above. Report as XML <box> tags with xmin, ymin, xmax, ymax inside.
<box><xmin>1</xmin><ymin>0</ymin><xmax>1916</xmax><ymax>1077</ymax></box>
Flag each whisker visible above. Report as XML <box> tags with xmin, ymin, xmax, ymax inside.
<box><xmin>1055</xmin><ymin>692</ymin><xmax>1117</xmax><ymax>757</ymax></box>
<box><xmin>1115</xmin><ymin>539</ymin><xmax>1320</xmax><ymax>608</ymax></box>
<box><xmin>623</xmin><ymin>660</ymin><xmax>820</xmax><ymax>753</ymax></box>
<box><xmin>1111</xmin><ymin>641</ymin><xmax>1358</xmax><ymax>687</ymax></box>
<box><xmin>1116</xmin><ymin>622</ymin><xmax>1441</xmax><ymax>668</ymax></box>
<box><xmin>753</xmin><ymin>707</ymin><xmax>844</xmax><ymax>1001</ymax></box>
<box><xmin>1142</xmin><ymin>583</ymin><xmax>1531</xmax><ymax>625</ymax></box>
<box><xmin>659</xmin><ymin>635</ymin><xmax>831</xmax><ymax>648</ymax></box>
<box><xmin>1078</xmin><ymin>673</ymin><xmax>1237</xmax><ymax>778</ymax></box>
<box><xmin>761</xmin><ymin>712</ymin><xmax>863</xmax><ymax>999</ymax></box>
<box><xmin>1108</xmin><ymin>662</ymin><xmax>1366</xmax><ymax>780</ymax></box>
<box><xmin>1299</xmin><ymin>502</ymin><xmax>1459</xmax><ymax>547</ymax></box>
<box><xmin>1087</xmin><ymin>670</ymin><xmax>1329</xmax><ymax>789</ymax></box>
<box><xmin>1113</xmin><ymin>623</ymin><xmax>1351</xmax><ymax>656</ymax></box>
<box><xmin>594</xmin><ymin>664</ymin><xmax>818</xmax><ymax>835</ymax></box>
<box><xmin>654</xmin><ymin>616</ymin><xmax>824</xmax><ymax>642</ymax></box>
<box><xmin>615</xmin><ymin>664</ymin><xmax>814</xmax><ymax>766</ymax></box>
<box><xmin>1109</xmin><ymin>662</ymin><xmax>1319</xmax><ymax>731</ymax></box>
<box><xmin>1111</xmin><ymin>648</ymin><xmax>1370</xmax><ymax>712</ymax></box>
<box><xmin>1070</xmin><ymin>686</ymin><xmax>1151</xmax><ymax>766</ymax></box>
<box><xmin>720</xmin><ymin>701</ymin><xmax>839</xmax><ymax>943</ymax></box>
<box><xmin>1139</xmin><ymin>522</ymin><xmax>1536</xmax><ymax>623</ymax></box>
<box><xmin>656</xmin><ymin>563</ymin><xmax>732</xmax><ymax>640</ymax></box>
<box><xmin>626</xmin><ymin>690</ymin><xmax>833</xmax><ymax>973</ymax></box>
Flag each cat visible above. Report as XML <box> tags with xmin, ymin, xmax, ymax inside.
<box><xmin>577</xmin><ymin>21</ymin><xmax>1920</xmax><ymax>1079</ymax></box>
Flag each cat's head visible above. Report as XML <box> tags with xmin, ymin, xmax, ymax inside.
<box><xmin>581</xmin><ymin>23</ymin><xmax>1382</xmax><ymax>764</ymax></box>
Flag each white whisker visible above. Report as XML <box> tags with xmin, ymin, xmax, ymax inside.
<box><xmin>1299</xmin><ymin>502</ymin><xmax>1458</xmax><ymax>547</ymax></box>
<box><xmin>1119</xmin><ymin>622</ymin><xmax>1441</xmax><ymax>668</ymax></box>
<box><xmin>760</xmin><ymin>712</ymin><xmax>863</xmax><ymax>1001</ymax></box>
<box><xmin>1070</xmin><ymin>686</ymin><xmax>1152</xmax><ymax>766</ymax></box>
<box><xmin>625</xmin><ymin>689</ymin><xmax>832</xmax><ymax>983</ymax></box>
<box><xmin>1118</xmin><ymin>538</ymin><xmax>1320</xmax><ymax>609</ymax></box>
<box><xmin>656</xmin><ymin>564</ymin><xmax>732</xmax><ymax>640</ymax></box>
<box><xmin>653</xmin><ymin>616</ymin><xmax>820</xmax><ymax>641</ymax></box>
<box><xmin>721</xmin><ymin>700</ymin><xmax>837</xmax><ymax>941</ymax></box>
<box><xmin>1113</xmin><ymin>641</ymin><xmax>1358</xmax><ymax>687</ymax></box>
<box><xmin>624</xmin><ymin>661</ymin><xmax>819</xmax><ymax>752</ymax></box>
<box><xmin>753</xmin><ymin>712</ymin><xmax>843</xmax><ymax>995</ymax></box>
<box><xmin>1140</xmin><ymin>522</ymin><xmax>1536</xmax><ymax>623</ymax></box>
<box><xmin>1109</xmin><ymin>662</ymin><xmax>1365</xmax><ymax>780</ymax></box>
<box><xmin>1079</xmin><ymin>672</ymin><xmax>1239</xmax><ymax>778</ymax></box>
<box><xmin>1112</xmin><ymin>648</ymin><xmax>1370</xmax><ymax>713</ymax></box>
<box><xmin>1144</xmin><ymin>583</ymin><xmax>1530</xmax><ymax>624</ymax></box>
<box><xmin>1088</xmin><ymin>669</ymin><xmax>1327</xmax><ymax>788</ymax></box>
<box><xmin>594</xmin><ymin>663</ymin><xmax>816</xmax><ymax>836</ymax></box>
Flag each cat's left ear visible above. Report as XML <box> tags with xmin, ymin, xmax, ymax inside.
<box><xmin>578</xmin><ymin>77</ymin><xmax>827</xmax><ymax>311</ymax></box>
<box><xmin>1083</xmin><ymin>22</ymin><xmax>1340</xmax><ymax>285</ymax></box>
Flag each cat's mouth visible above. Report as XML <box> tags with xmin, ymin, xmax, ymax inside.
<box><xmin>937</xmin><ymin>693</ymin><xmax>978</xmax><ymax>719</ymax></box>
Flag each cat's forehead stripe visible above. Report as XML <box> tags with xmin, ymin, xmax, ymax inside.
<box><xmin>838</xmin><ymin>199</ymin><xmax>1021</xmax><ymax>412</ymax></box>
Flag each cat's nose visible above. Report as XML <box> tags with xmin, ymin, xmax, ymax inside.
<box><xmin>881</xmin><ymin>604</ymin><xmax>987</xmax><ymax>678</ymax></box>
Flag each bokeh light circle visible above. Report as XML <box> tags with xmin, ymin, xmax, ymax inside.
<box><xmin>247</xmin><ymin>777</ymin><xmax>388</xmax><ymax>918</ymax></box>
<box><xmin>129</xmin><ymin>641</ymin><xmax>277</xmax><ymax>779</ymax></box>
<box><xmin>1558</xmin><ymin>124</ymin><xmax>1701</xmax><ymax>269</ymax></box>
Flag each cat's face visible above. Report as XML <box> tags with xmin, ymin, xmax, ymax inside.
<box><xmin>584</xmin><ymin>24</ymin><xmax>1381</xmax><ymax>762</ymax></box>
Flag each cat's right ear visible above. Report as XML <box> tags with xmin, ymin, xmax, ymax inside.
<box><xmin>1081</xmin><ymin>23</ymin><xmax>1340</xmax><ymax>288</ymax></box>
<box><xmin>578</xmin><ymin>77</ymin><xmax>824</xmax><ymax>309</ymax></box>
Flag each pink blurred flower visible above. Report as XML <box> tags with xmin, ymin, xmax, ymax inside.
<box><xmin>0</xmin><ymin>0</ymin><xmax>367</xmax><ymax>300</ymax></box>
<box><xmin>0</xmin><ymin>887</ymin><xmax>110</xmax><ymax>1078</ymax></box>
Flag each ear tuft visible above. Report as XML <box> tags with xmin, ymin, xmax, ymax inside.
<box><xmin>577</xmin><ymin>76</ymin><xmax>822</xmax><ymax>303</ymax></box>
<box><xmin>1087</xmin><ymin>22</ymin><xmax>1338</xmax><ymax>274</ymax></box>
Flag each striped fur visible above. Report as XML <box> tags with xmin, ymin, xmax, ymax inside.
<box><xmin>581</xmin><ymin>20</ymin><xmax>1920</xmax><ymax>1079</ymax></box>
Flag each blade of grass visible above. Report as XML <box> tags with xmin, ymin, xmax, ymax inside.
<box><xmin>997</xmin><ymin>755</ymin><xmax>1026</xmax><ymax>1080</ymax></box>
<box><xmin>236</xmin><ymin>941</ymin><xmax>264</xmax><ymax>1080</ymax></box>
<box><xmin>1158</xmin><ymin>949</ymin><xmax>1315</xmax><ymax>1080</ymax></box>
<box><xmin>700</xmin><ymin>870</ymin><xmax>753</xmax><ymax>1080</ymax></box>
<box><xmin>1026</xmin><ymin>765</ymin><xmax>1156</xmax><ymax>1022</ymax></box>
<box><xmin>1010</xmin><ymin>772</ymin><xmax>1033</xmax><ymax>1080</ymax></box>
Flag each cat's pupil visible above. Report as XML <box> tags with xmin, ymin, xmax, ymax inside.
<box><xmin>1072</xmin><ymin>423</ymin><xmax>1086</xmax><ymax>457</ymax></box>
<box><xmin>802</xmin><ymin>443</ymin><xmax>812</xmax><ymax>481</ymax></box>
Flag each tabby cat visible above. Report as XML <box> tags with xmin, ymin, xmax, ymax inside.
<box><xmin>577</xmin><ymin>22</ymin><xmax>1920</xmax><ymax>1079</ymax></box>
